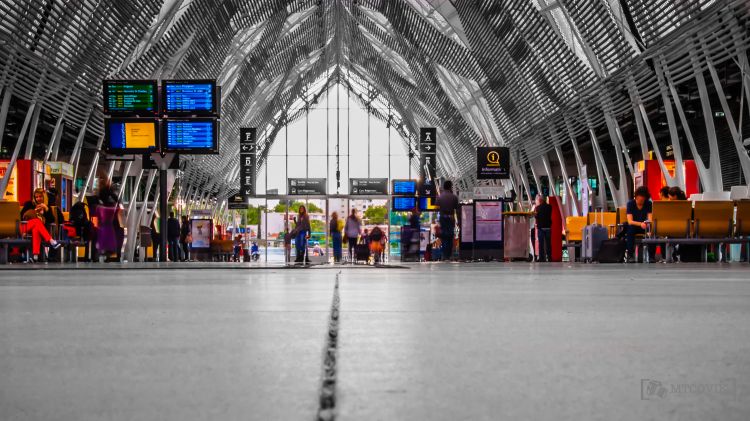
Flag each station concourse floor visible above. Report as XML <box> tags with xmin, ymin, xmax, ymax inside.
<box><xmin>1</xmin><ymin>263</ymin><xmax>749</xmax><ymax>421</ymax></box>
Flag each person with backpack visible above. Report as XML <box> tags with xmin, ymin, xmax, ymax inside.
<box><xmin>369</xmin><ymin>225</ymin><xmax>385</xmax><ymax>264</ymax></box>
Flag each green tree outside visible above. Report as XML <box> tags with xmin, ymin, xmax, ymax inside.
<box><xmin>272</xmin><ymin>201</ymin><xmax>323</xmax><ymax>213</ymax></box>
<box><xmin>364</xmin><ymin>205</ymin><xmax>388</xmax><ymax>224</ymax></box>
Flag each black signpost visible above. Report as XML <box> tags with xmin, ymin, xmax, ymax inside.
<box><xmin>476</xmin><ymin>146</ymin><xmax>510</xmax><ymax>180</ymax></box>
<box><xmin>350</xmin><ymin>178</ymin><xmax>389</xmax><ymax>195</ymax></box>
<box><xmin>142</xmin><ymin>153</ymin><xmax>179</xmax><ymax>170</ymax></box>
<box><xmin>288</xmin><ymin>178</ymin><xmax>327</xmax><ymax>195</ymax></box>
<box><xmin>240</xmin><ymin>128</ymin><xmax>256</xmax><ymax>200</ymax></box>
<box><xmin>419</xmin><ymin>128</ymin><xmax>437</xmax><ymax>197</ymax></box>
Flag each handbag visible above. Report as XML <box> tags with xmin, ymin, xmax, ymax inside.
<box><xmin>186</xmin><ymin>233</ymin><xmax>193</xmax><ymax>244</ymax></box>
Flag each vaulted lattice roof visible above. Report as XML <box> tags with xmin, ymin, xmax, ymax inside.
<box><xmin>1</xmin><ymin>0</ymin><xmax>747</xmax><ymax>198</ymax></box>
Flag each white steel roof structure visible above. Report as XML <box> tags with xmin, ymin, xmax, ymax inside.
<box><xmin>1</xmin><ymin>0</ymin><xmax>749</xmax><ymax>202</ymax></box>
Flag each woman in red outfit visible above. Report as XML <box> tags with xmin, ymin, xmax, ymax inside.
<box><xmin>20</xmin><ymin>189</ymin><xmax>61</xmax><ymax>261</ymax></box>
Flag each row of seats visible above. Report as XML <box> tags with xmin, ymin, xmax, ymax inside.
<box><xmin>565</xmin><ymin>200</ymin><xmax>750</xmax><ymax>262</ymax></box>
<box><xmin>567</xmin><ymin>201</ymin><xmax>750</xmax><ymax>240</ymax></box>
<box><xmin>1</xmin><ymin>200</ymin><xmax>82</xmax><ymax>263</ymax></box>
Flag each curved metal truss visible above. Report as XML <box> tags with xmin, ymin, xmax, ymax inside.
<box><xmin>1</xmin><ymin>0</ymin><xmax>749</xmax><ymax>202</ymax></box>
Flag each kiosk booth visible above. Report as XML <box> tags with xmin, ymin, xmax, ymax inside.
<box><xmin>47</xmin><ymin>161</ymin><xmax>74</xmax><ymax>212</ymax></box>
<box><xmin>0</xmin><ymin>159</ymin><xmax>46</xmax><ymax>203</ymax></box>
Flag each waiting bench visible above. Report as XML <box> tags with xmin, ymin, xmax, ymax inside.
<box><xmin>642</xmin><ymin>200</ymin><xmax>750</xmax><ymax>262</ymax></box>
<box><xmin>0</xmin><ymin>201</ymin><xmax>31</xmax><ymax>264</ymax></box>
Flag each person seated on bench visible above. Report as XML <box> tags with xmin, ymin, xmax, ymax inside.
<box><xmin>659</xmin><ymin>186</ymin><xmax>670</xmax><ymax>201</ymax></box>
<box><xmin>21</xmin><ymin>210</ymin><xmax>62</xmax><ymax>262</ymax></box>
<box><xmin>20</xmin><ymin>188</ymin><xmax>63</xmax><ymax>261</ymax></box>
<box><xmin>668</xmin><ymin>186</ymin><xmax>687</xmax><ymax>201</ymax></box>
<box><xmin>625</xmin><ymin>186</ymin><xmax>654</xmax><ymax>263</ymax></box>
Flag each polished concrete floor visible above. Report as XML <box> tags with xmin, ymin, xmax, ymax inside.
<box><xmin>1</xmin><ymin>263</ymin><xmax>749</xmax><ymax>420</ymax></box>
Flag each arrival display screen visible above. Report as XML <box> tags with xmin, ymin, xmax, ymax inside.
<box><xmin>392</xmin><ymin>196</ymin><xmax>417</xmax><ymax>212</ymax></box>
<box><xmin>162</xmin><ymin>80</ymin><xmax>217</xmax><ymax>115</ymax></box>
<box><xmin>392</xmin><ymin>179</ymin><xmax>417</xmax><ymax>195</ymax></box>
<box><xmin>162</xmin><ymin>119</ymin><xmax>219</xmax><ymax>154</ymax></box>
<box><xmin>103</xmin><ymin>80</ymin><xmax>157</xmax><ymax>115</ymax></box>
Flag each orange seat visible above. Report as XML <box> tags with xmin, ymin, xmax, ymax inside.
<box><xmin>736</xmin><ymin>200</ymin><xmax>750</xmax><ymax>237</ymax></box>
<box><xmin>587</xmin><ymin>212</ymin><xmax>617</xmax><ymax>230</ymax></box>
<box><xmin>565</xmin><ymin>216</ymin><xmax>586</xmax><ymax>242</ymax></box>
<box><xmin>651</xmin><ymin>201</ymin><xmax>692</xmax><ymax>238</ymax></box>
<box><xmin>693</xmin><ymin>201</ymin><xmax>733</xmax><ymax>238</ymax></box>
<box><xmin>0</xmin><ymin>201</ymin><xmax>21</xmax><ymax>238</ymax></box>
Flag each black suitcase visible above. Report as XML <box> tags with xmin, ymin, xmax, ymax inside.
<box><xmin>355</xmin><ymin>244</ymin><xmax>370</xmax><ymax>262</ymax></box>
<box><xmin>677</xmin><ymin>244</ymin><xmax>702</xmax><ymax>262</ymax></box>
<box><xmin>597</xmin><ymin>238</ymin><xmax>626</xmax><ymax>263</ymax></box>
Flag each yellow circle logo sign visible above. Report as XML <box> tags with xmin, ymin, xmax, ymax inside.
<box><xmin>486</xmin><ymin>150</ymin><xmax>500</xmax><ymax>167</ymax></box>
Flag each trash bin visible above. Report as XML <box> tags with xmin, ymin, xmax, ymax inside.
<box><xmin>503</xmin><ymin>212</ymin><xmax>533</xmax><ymax>261</ymax></box>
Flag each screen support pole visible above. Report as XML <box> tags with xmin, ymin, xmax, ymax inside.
<box><xmin>153</xmin><ymin>153</ymin><xmax>175</xmax><ymax>263</ymax></box>
<box><xmin>159</xmin><ymin>169</ymin><xmax>168</xmax><ymax>263</ymax></box>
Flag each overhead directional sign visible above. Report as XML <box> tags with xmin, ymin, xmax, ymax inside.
<box><xmin>419</xmin><ymin>127</ymin><xmax>437</xmax><ymax>197</ymax></box>
<box><xmin>227</xmin><ymin>193</ymin><xmax>248</xmax><ymax>209</ymax></box>
<box><xmin>239</xmin><ymin>128</ymin><xmax>256</xmax><ymax>199</ymax></box>
<box><xmin>350</xmin><ymin>178</ymin><xmax>389</xmax><ymax>195</ymax></box>
<box><xmin>288</xmin><ymin>178</ymin><xmax>327</xmax><ymax>195</ymax></box>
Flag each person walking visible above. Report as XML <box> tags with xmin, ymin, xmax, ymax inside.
<box><xmin>293</xmin><ymin>205</ymin><xmax>311</xmax><ymax>263</ymax></box>
<box><xmin>533</xmin><ymin>194</ymin><xmax>552</xmax><ymax>262</ymax></box>
<box><xmin>150</xmin><ymin>215</ymin><xmax>161</xmax><ymax>261</ymax></box>
<box><xmin>344</xmin><ymin>208</ymin><xmax>361</xmax><ymax>262</ymax></box>
<box><xmin>167</xmin><ymin>212</ymin><xmax>181</xmax><ymax>262</ymax></box>
<box><xmin>435</xmin><ymin>180</ymin><xmax>459</xmax><ymax>261</ymax></box>
<box><xmin>330</xmin><ymin>212</ymin><xmax>342</xmax><ymax>263</ymax></box>
<box><xmin>179</xmin><ymin>215</ymin><xmax>191</xmax><ymax>261</ymax></box>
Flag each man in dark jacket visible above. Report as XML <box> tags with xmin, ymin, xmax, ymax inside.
<box><xmin>167</xmin><ymin>212</ymin><xmax>181</xmax><ymax>262</ymax></box>
<box><xmin>534</xmin><ymin>194</ymin><xmax>552</xmax><ymax>262</ymax></box>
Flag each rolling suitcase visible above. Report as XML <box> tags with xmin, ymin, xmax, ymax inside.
<box><xmin>355</xmin><ymin>243</ymin><xmax>370</xmax><ymax>263</ymax></box>
<box><xmin>597</xmin><ymin>238</ymin><xmax>626</xmax><ymax>263</ymax></box>
<box><xmin>581</xmin><ymin>211</ymin><xmax>608</xmax><ymax>263</ymax></box>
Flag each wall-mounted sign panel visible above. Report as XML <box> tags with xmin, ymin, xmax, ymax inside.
<box><xmin>288</xmin><ymin>178</ymin><xmax>327</xmax><ymax>195</ymax></box>
<box><xmin>350</xmin><ymin>178</ymin><xmax>388</xmax><ymax>195</ymax></box>
<box><xmin>477</xmin><ymin>147</ymin><xmax>510</xmax><ymax>179</ymax></box>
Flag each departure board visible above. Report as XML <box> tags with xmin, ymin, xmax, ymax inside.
<box><xmin>163</xmin><ymin>80</ymin><xmax>216</xmax><ymax>114</ymax></box>
<box><xmin>164</xmin><ymin>119</ymin><xmax>218</xmax><ymax>153</ymax></box>
<box><xmin>105</xmin><ymin>119</ymin><xmax>157</xmax><ymax>153</ymax></box>
<box><xmin>392</xmin><ymin>196</ymin><xmax>417</xmax><ymax>212</ymax></box>
<box><xmin>103</xmin><ymin>80</ymin><xmax>157</xmax><ymax>115</ymax></box>
<box><xmin>392</xmin><ymin>179</ymin><xmax>417</xmax><ymax>195</ymax></box>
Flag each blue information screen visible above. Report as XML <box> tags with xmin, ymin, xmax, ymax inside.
<box><xmin>164</xmin><ymin>82</ymin><xmax>214</xmax><ymax>113</ymax></box>
<box><xmin>165</xmin><ymin>120</ymin><xmax>216</xmax><ymax>150</ymax></box>
<box><xmin>108</xmin><ymin>121</ymin><xmax>127</xmax><ymax>149</ymax></box>
<box><xmin>392</xmin><ymin>197</ymin><xmax>417</xmax><ymax>212</ymax></box>
<box><xmin>392</xmin><ymin>180</ymin><xmax>416</xmax><ymax>195</ymax></box>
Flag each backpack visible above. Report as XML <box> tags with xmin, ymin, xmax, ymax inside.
<box><xmin>69</xmin><ymin>201</ymin><xmax>92</xmax><ymax>240</ymax></box>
